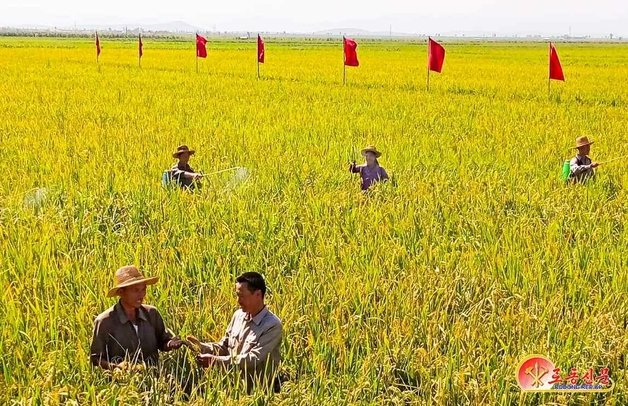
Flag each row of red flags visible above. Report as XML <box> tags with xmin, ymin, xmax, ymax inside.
<box><xmin>95</xmin><ymin>32</ymin><xmax>565</xmax><ymax>81</ymax></box>
<box><xmin>96</xmin><ymin>32</ymin><xmax>143</xmax><ymax>58</ymax></box>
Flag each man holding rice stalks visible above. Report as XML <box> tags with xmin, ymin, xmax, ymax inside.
<box><xmin>187</xmin><ymin>272</ymin><xmax>283</xmax><ymax>393</ymax></box>
<box><xmin>90</xmin><ymin>265</ymin><xmax>184</xmax><ymax>370</ymax></box>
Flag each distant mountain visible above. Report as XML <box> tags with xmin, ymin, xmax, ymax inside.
<box><xmin>314</xmin><ymin>28</ymin><xmax>372</xmax><ymax>36</ymax></box>
<box><xmin>88</xmin><ymin>20</ymin><xmax>204</xmax><ymax>33</ymax></box>
<box><xmin>312</xmin><ymin>28</ymin><xmax>417</xmax><ymax>37</ymax></box>
<box><xmin>4</xmin><ymin>20</ymin><xmax>206</xmax><ymax>33</ymax></box>
<box><xmin>3</xmin><ymin>24</ymin><xmax>53</xmax><ymax>30</ymax></box>
<box><xmin>140</xmin><ymin>21</ymin><xmax>203</xmax><ymax>33</ymax></box>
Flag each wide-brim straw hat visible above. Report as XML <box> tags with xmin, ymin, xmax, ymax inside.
<box><xmin>574</xmin><ymin>136</ymin><xmax>594</xmax><ymax>149</ymax></box>
<box><xmin>361</xmin><ymin>145</ymin><xmax>382</xmax><ymax>158</ymax></box>
<box><xmin>107</xmin><ymin>265</ymin><xmax>159</xmax><ymax>297</ymax></box>
<box><xmin>173</xmin><ymin>145</ymin><xmax>196</xmax><ymax>158</ymax></box>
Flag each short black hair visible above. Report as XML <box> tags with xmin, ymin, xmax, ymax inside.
<box><xmin>236</xmin><ymin>272</ymin><xmax>266</xmax><ymax>296</ymax></box>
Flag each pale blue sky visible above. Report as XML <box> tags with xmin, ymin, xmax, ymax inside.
<box><xmin>1</xmin><ymin>0</ymin><xmax>626</xmax><ymax>36</ymax></box>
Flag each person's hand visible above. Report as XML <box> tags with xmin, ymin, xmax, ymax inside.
<box><xmin>186</xmin><ymin>335</ymin><xmax>202</xmax><ymax>347</ymax></box>
<box><xmin>184</xmin><ymin>335</ymin><xmax>203</xmax><ymax>353</ymax></box>
<box><xmin>115</xmin><ymin>360</ymin><xmax>130</xmax><ymax>371</ymax></box>
<box><xmin>193</xmin><ymin>173</ymin><xmax>203</xmax><ymax>180</ymax></box>
<box><xmin>196</xmin><ymin>353</ymin><xmax>216</xmax><ymax>368</ymax></box>
<box><xmin>113</xmin><ymin>361</ymin><xmax>145</xmax><ymax>373</ymax></box>
<box><xmin>591</xmin><ymin>162</ymin><xmax>600</xmax><ymax>168</ymax></box>
<box><xmin>167</xmin><ymin>338</ymin><xmax>184</xmax><ymax>350</ymax></box>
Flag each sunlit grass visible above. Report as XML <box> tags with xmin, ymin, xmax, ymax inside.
<box><xmin>0</xmin><ymin>37</ymin><xmax>626</xmax><ymax>404</ymax></box>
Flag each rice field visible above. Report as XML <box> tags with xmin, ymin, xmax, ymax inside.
<box><xmin>0</xmin><ymin>36</ymin><xmax>626</xmax><ymax>405</ymax></box>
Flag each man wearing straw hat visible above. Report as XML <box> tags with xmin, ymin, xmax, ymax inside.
<box><xmin>188</xmin><ymin>272</ymin><xmax>283</xmax><ymax>393</ymax></box>
<box><xmin>90</xmin><ymin>265</ymin><xmax>184</xmax><ymax>370</ymax></box>
<box><xmin>569</xmin><ymin>136</ymin><xmax>599</xmax><ymax>183</ymax></box>
<box><xmin>349</xmin><ymin>145</ymin><xmax>390</xmax><ymax>191</ymax></box>
<box><xmin>170</xmin><ymin>145</ymin><xmax>203</xmax><ymax>189</ymax></box>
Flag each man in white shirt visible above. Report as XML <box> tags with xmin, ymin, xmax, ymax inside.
<box><xmin>190</xmin><ymin>272</ymin><xmax>282</xmax><ymax>393</ymax></box>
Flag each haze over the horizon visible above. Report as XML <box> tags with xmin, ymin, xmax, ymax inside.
<box><xmin>1</xmin><ymin>0</ymin><xmax>626</xmax><ymax>37</ymax></box>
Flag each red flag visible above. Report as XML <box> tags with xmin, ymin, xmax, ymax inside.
<box><xmin>257</xmin><ymin>35</ymin><xmax>265</xmax><ymax>63</ymax></box>
<box><xmin>196</xmin><ymin>34</ymin><xmax>207</xmax><ymax>58</ymax></box>
<box><xmin>428</xmin><ymin>37</ymin><xmax>445</xmax><ymax>73</ymax></box>
<box><xmin>138</xmin><ymin>34</ymin><xmax>143</xmax><ymax>58</ymax></box>
<box><xmin>343</xmin><ymin>37</ymin><xmax>359</xmax><ymax>67</ymax></box>
<box><xmin>96</xmin><ymin>32</ymin><xmax>101</xmax><ymax>57</ymax></box>
<box><xmin>549</xmin><ymin>43</ymin><xmax>565</xmax><ymax>81</ymax></box>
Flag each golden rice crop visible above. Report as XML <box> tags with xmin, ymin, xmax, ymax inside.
<box><xmin>0</xmin><ymin>36</ymin><xmax>626</xmax><ymax>404</ymax></box>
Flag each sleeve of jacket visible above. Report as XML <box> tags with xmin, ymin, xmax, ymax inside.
<box><xmin>200</xmin><ymin>313</ymin><xmax>236</xmax><ymax>356</ymax></box>
<box><xmin>171</xmin><ymin>165</ymin><xmax>194</xmax><ymax>180</ymax></box>
<box><xmin>349</xmin><ymin>163</ymin><xmax>362</xmax><ymax>174</ymax></box>
<box><xmin>89</xmin><ymin>317</ymin><xmax>109</xmax><ymax>366</ymax></box>
<box><xmin>570</xmin><ymin>157</ymin><xmax>591</xmax><ymax>176</ymax></box>
<box><xmin>152</xmin><ymin>309</ymin><xmax>175</xmax><ymax>351</ymax></box>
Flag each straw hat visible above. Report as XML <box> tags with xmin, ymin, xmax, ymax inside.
<box><xmin>173</xmin><ymin>145</ymin><xmax>196</xmax><ymax>158</ymax></box>
<box><xmin>574</xmin><ymin>136</ymin><xmax>594</xmax><ymax>149</ymax></box>
<box><xmin>361</xmin><ymin>145</ymin><xmax>382</xmax><ymax>158</ymax></box>
<box><xmin>107</xmin><ymin>265</ymin><xmax>159</xmax><ymax>297</ymax></box>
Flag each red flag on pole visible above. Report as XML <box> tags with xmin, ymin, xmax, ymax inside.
<box><xmin>138</xmin><ymin>33</ymin><xmax>143</xmax><ymax>58</ymax></box>
<box><xmin>343</xmin><ymin>37</ymin><xmax>359</xmax><ymax>67</ymax></box>
<box><xmin>257</xmin><ymin>35</ymin><xmax>265</xmax><ymax>63</ymax></box>
<box><xmin>196</xmin><ymin>34</ymin><xmax>207</xmax><ymax>58</ymax></box>
<box><xmin>428</xmin><ymin>37</ymin><xmax>445</xmax><ymax>73</ymax></box>
<box><xmin>549</xmin><ymin>42</ymin><xmax>565</xmax><ymax>81</ymax></box>
<box><xmin>96</xmin><ymin>32</ymin><xmax>101</xmax><ymax>57</ymax></box>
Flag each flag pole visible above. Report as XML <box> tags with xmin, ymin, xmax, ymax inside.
<box><xmin>96</xmin><ymin>32</ymin><xmax>101</xmax><ymax>73</ymax></box>
<box><xmin>195</xmin><ymin>33</ymin><xmax>199</xmax><ymax>73</ymax></box>
<box><xmin>138</xmin><ymin>33</ymin><xmax>141</xmax><ymax>69</ymax></box>
<box><xmin>342</xmin><ymin>36</ymin><xmax>346</xmax><ymax>85</ymax></box>
<box><xmin>426</xmin><ymin>37</ymin><xmax>430</xmax><ymax>91</ymax></box>
<box><xmin>257</xmin><ymin>34</ymin><xmax>260</xmax><ymax>80</ymax></box>
<box><xmin>548</xmin><ymin>42</ymin><xmax>551</xmax><ymax>98</ymax></box>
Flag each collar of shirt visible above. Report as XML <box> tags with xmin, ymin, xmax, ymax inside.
<box><xmin>244</xmin><ymin>306</ymin><xmax>269</xmax><ymax>326</ymax></box>
<box><xmin>576</xmin><ymin>154</ymin><xmax>589</xmax><ymax>161</ymax></box>
<box><xmin>115</xmin><ymin>301</ymin><xmax>148</xmax><ymax>324</ymax></box>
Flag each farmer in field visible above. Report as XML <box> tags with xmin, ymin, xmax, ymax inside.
<box><xmin>188</xmin><ymin>272</ymin><xmax>283</xmax><ymax>393</ymax></box>
<box><xmin>90</xmin><ymin>265</ymin><xmax>184</xmax><ymax>370</ymax></box>
<box><xmin>349</xmin><ymin>145</ymin><xmax>389</xmax><ymax>191</ymax></box>
<box><xmin>170</xmin><ymin>145</ymin><xmax>203</xmax><ymax>189</ymax></box>
<box><xmin>569</xmin><ymin>136</ymin><xmax>599</xmax><ymax>183</ymax></box>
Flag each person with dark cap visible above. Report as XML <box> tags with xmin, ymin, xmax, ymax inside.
<box><xmin>169</xmin><ymin>145</ymin><xmax>203</xmax><ymax>189</ymax></box>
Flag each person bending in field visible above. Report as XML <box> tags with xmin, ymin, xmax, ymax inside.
<box><xmin>349</xmin><ymin>145</ymin><xmax>389</xmax><ymax>191</ymax></box>
<box><xmin>170</xmin><ymin>145</ymin><xmax>203</xmax><ymax>189</ymax></box>
<box><xmin>188</xmin><ymin>272</ymin><xmax>283</xmax><ymax>394</ymax></box>
<box><xmin>90</xmin><ymin>265</ymin><xmax>184</xmax><ymax>370</ymax></box>
<box><xmin>569</xmin><ymin>136</ymin><xmax>599</xmax><ymax>184</ymax></box>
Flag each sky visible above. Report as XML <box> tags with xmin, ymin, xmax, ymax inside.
<box><xmin>1</xmin><ymin>0</ymin><xmax>627</xmax><ymax>37</ymax></box>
